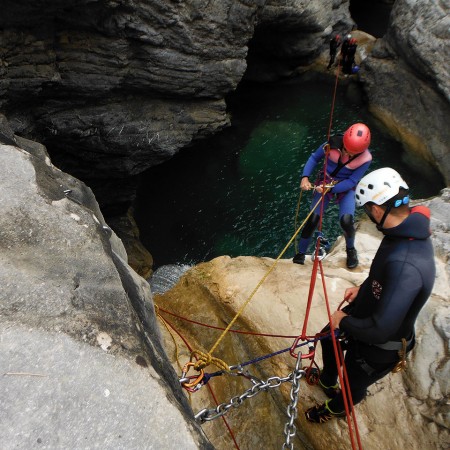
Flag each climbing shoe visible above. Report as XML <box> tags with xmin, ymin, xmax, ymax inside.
<box><xmin>306</xmin><ymin>368</ymin><xmax>340</xmax><ymax>398</ymax></box>
<box><xmin>305</xmin><ymin>400</ymin><xmax>345</xmax><ymax>424</ymax></box>
<box><xmin>346</xmin><ymin>247</ymin><xmax>358</xmax><ymax>269</ymax></box>
<box><xmin>319</xmin><ymin>379</ymin><xmax>341</xmax><ymax>398</ymax></box>
<box><xmin>293</xmin><ymin>253</ymin><xmax>305</xmax><ymax>265</ymax></box>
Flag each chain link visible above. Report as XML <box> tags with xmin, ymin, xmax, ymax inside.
<box><xmin>282</xmin><ymin>353</ymin><xmax>304</xmax><ymax>450</ymax></box>
<box><xmin>194</xmin><ymin>370</ymin><xmax>302</xmax><ymax>423</ymax></box>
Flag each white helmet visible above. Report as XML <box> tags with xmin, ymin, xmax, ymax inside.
<box><xmin>355</xmin><ymin>168</ymin><xmax>409</xmax><ymax>207</ymax></box>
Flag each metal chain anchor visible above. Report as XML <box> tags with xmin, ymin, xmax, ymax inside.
<box><xmin>194</xmin><ymin>372</ymin><xmax>298</xmax><ymax>423</ymax></box>
<box><xmin>282</xmin><ymin>352</ymin><xmax>304</xmax><ymax>450</ymax></box>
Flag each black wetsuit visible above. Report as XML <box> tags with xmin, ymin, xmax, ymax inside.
<box><xmin>339</xmin><ymin>38</ymin><xmax>350</xmax><ymax>65</ymax></box>
<box><xmin>327</xmin><ymin>38</ymin><xmax>341</xmax><ymax>69</ymax></box>
<box><xmin>343</xmin><ymin>43</ymin><xmax>357</xmax><ymax>74</ymax></box>
<box><xmin>320</xmin><ymin>206</ymin><xmax>436</xmax><ymax>413</ymax></box>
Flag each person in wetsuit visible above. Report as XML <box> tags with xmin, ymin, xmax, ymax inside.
<box><xmin>343</xmin><ymin>38</ymin><xmax>358</xmax><ymax>74</ymax></box>
<box><xmin>339</xmin><ymin>34</ymin><xmax>351</xmax><ymax>66</ymax></box>
<box><xmin>305</xmin><ymin>167</ymin><xmax>436</xmax><ymax>423</ymax></box>
<box><xmin>293</xmin><ymin>123</ymin><xmax>372</xmax><ymax>268</ymax></box>
<box><xmin>327</xmin><ymin>34</ymin><xmax>341</xmax><ymax>69</ymax></box>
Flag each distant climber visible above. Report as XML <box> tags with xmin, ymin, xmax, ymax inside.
<box><xmin>305</xmin><ymin>167</ymin><xmax>436</xmax><ymax>423</ymax></box>
<box><xmin>343</xmin><ymin>38</ymin><xmax>358</xmax><ymax>75</ymax></box>
<box><xmin>327</xmin><ymin>34</ymin><xmax>341</xmax><ymax>70</ymax></box>
<box><xmin>339</xmin><ymin>34</ymin><xmax>352</xmax><ymax>66</ymax></box>
<box><xmin>292</xmin><ymin>123</ymin><xmax>372</xmax><ymax>268</ymax></box>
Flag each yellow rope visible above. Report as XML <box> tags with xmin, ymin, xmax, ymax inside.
<box><xmin>192</xmin><ymin>350</ymin><xmax>230</xmax><ymax>373</ymax></box>
<box><xmin>294</xmin><ymin>189</ymin><xmax>304</xmax><ymax>254</ymax></box>
<box><xmin>193</xmin><ymin>191</ymin><xmax>329</xmax><ymax>370</ymax></box>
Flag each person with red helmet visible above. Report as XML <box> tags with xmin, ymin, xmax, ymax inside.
<box><xmin>293</xmin><ymin>123</ymin><xmax>372</xmax><ymax>268</ymax></box>
<box><xmin>327</xmin><ymin>34</ymin><xmax>341</xmax><ymax>70</ymax></box>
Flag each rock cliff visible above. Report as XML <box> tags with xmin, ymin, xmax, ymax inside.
<box><xmin>1</xmin><ymin>0</ymin><xmax>353</xmax><ymax>213</ymax></box>
<box><xmin>1</xmin><ymin>0</ymin><xmax>448</xmax><ymax>203</ymax></box>
<box><xmin>359</xmin><ymin>0</ymin><xmax>450</xmax><ymax>184</ymax></box>
<box><xmin>0</xmin><ymin>122</ymin><xmax>213</xmax><ymax>449</ymax></box>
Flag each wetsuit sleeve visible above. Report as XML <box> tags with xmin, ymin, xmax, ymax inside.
<box><xmin>301</xmin><ymin>144</ymin><xmax>326</xmax><ymax>178</ymax></box>
<box><xmin>339</xmin><ymin>261</ymin><xmax>423</xmax><ymax>343</ymax></box>
<box><xmin>330</xmin><ymin>160</ymin><xmax>371</xmax><ymax>194</ymax></box>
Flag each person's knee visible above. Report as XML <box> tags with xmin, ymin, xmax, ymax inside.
<box><xmin>301</xmin><ymin>213</ymin><xmax>320</xmax><ymax>238</ymax></box>
<box><xmin>340</xmin><ymin>214</ymin><xmax>355</xmax><ymax>237</ymax></box>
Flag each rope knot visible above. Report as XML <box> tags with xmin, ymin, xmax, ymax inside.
<box><xmin>191</xmin><ymin>350</ymin><xmax>230</xmax><ymax>373</ymax></box>
<box><xmin>192</xmin><ymin>350</ymin><xmax>212</xmax><ymax>371</ymax></box>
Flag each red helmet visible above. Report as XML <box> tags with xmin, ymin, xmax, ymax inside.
<box><xmin>343</xmin><ymin>123</ymin><xmax>371</xmax><ymax>154</ymax></box>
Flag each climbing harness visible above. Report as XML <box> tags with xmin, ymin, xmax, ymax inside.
<box><xmin>310</xmin><ymin>231</ymin><xmax>330</xmax><ymax>262</ymax></box>
<box><xmin>293</xmin><ymin>169</ymin><xmax>337</xmax><ymax>254</ymax></box>
<box><xmin>391</xmin><ymin>338</ymin><xmax>408</xmax><ymax>373</ymax></box>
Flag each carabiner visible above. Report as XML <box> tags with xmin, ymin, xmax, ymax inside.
<box><xmin>181</xmin><ymin>362</ymin><xmax>204</xmax><ymax>389</ymax></box>
<box><xmin>289</xmin><ymin>336</ymin><xmax>315</xmax><ymax>360</ymax></box>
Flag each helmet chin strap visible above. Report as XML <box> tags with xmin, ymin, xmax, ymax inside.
<box><xmin>375</xmin><ymin>205</ymin><xmax>393</xmax><ymax>231</ymax></box>
<box><xmin>365</xmin><ymin>204</ymin><xmax>392</xmax><ymax>230</ymax></box>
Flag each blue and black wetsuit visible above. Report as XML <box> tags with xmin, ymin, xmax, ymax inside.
<box><xmin>298</xmin><ymin>136</ymin><xmax>372</xmax><ymax>254</ymax></box>
<box><xmin>320</xmin><ymin>206</ymin><xmax>436</xmax><ymax>413</ymax></box>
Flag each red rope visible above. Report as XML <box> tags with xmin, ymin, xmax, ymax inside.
<box><xmin>337</xmin><ymin>340</ymin><xmax>363</xmax><ymax>450</ymax></box>
<box><xmin>327</xmin><ymin>62</ymin><xmax>342</xmax><ymax>141</ymax></box>
<box><xmin>158</xmin><ymin>306</ymin><xmax>299</xmax><ymax>338</ymax></box>
<box><xmin>298</xmin><ymin>60</ymin><xmax>363</xmax><ymax>449</ymax></box>
<box><xmin>318</xmin><ymin>260</ymin><xmax>362</xmax><ymax>450</ymax></box>
<box><xmin>300</xmin><ymin>65</ymin><xmax>340</xmax><ymax>338</ymax></box>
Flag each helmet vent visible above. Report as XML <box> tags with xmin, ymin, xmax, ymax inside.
<box><xmin>384</xmin><ymin>182</ymin><xmax>392</xmax><ymax>187</ymax></box>
<box><xmin>368</xmin><ymin>184</ymin><xmax>373</xmax><ymax>190</ymax></box>
<box><xmin>357</xmin><ymin>130</ymin><xmax>363</xmax><ymax>137</ymax></box>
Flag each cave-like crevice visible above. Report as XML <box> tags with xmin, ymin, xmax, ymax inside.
<box><xmin>244</xmin><ymin>1</ymin><xmax>395</xmax><ymax>83</ymax></box>
<box><xmin>349</xmin><ymin>0</ymin><xmax>395</xmax><ymax>38</ymax></box>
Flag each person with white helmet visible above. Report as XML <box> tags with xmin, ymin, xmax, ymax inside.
<box><xmin>305</xmin><ymin>167</ymin><xmax>436</xmax><ymax>423</ymax></box>
<box><xmin>343</xmin><ymin>37</ymin><xmax>358</xmax><ymax>75</ymax></box>
<box><xmin>293</xmin><ymin>123</ymin><xmax>372</xmax><ymax>268</ymax></box>
<box><xmin>339</xmin><ymin>34</ymin><xmax>352</xmax><ymax>65</ymax></box>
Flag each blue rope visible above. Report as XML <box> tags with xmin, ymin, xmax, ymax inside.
<box><xmin>205</xmin><ymin>331</ymin><xmax>340</xmax><ymax>380</ymax></box>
